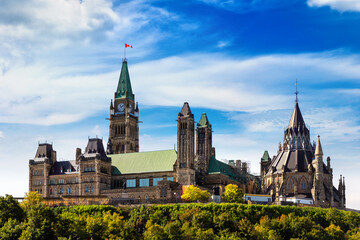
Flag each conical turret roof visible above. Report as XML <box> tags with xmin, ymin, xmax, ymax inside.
<box><xmin>115</xmin><ymin>60</ymin><xmax>134</xmax><ymax>100</ymax></box>
<box><xmin>288</xmin><ymin>102</ymin><xmax>306</xmax><ymax>129</ymax></box>
<box><xmin>198</xmin><ymin>112</ymin><xmax>210</xmax><ymax>127</ymax></box>
<box><xmin>315</xmin><ymin>135</ymin><xmax>323</xmax><ymax>156</ymax></box>
<box><xmin>261</xmin><ymin>150</ymin><xmax>271</xmax><ymax>162</ymax></box>
<box><xmin>179</xmin><ymin>102</ymin><xmax>192</xmax><ymax>117</ymax></box>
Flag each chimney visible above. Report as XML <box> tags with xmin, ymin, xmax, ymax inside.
<box><xmin>76</xmin><ymin>148</ymin><xmax>81</xmax><ymax>160</ymax></box>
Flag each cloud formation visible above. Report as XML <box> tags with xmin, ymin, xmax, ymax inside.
<box><xmin>199</xmin><ymin>0</ymin><xmax>300</xmax><ymax>13</ymax></box>
<box><xmin>1</xmin><ymin>51</ymin><xmax>360</xmax><ymax>126</ymax></box>
<box><xmin>307</xmin><ymin>0</ymin><xmax>360</xmax><ymax>12</ymax></box>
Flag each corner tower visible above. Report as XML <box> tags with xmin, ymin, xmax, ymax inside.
<box><xmin>176</xmin><ymin>102</ymin><xmax>195</xmax><ymax>185</ymax></box>
<box><xmin>195</xmin><ymin>113</ymin><xmax>212</xmax><ymax>185</ymax></box>
<box><xmin>108</xmin><ymin>59</ymin><xmax>139</xmax><ymax>154</ymax></box>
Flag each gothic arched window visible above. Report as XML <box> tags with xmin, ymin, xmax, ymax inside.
<box><xmin>300</xmin><ymin>178</ymin><xmax>307</xmax><ymax>190</ymax></box>
<box><xmin>288</xmin><ymin>178</ymin><xmax>293</xmax><ymax>190</ymax></box>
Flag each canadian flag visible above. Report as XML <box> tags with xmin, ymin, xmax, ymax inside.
<box><xmin>125</xmin><ymin>43</ymin><xmax>133</xmax><ymax>48</ymax></box>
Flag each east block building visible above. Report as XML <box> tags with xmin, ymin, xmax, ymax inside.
<box><xmin>28</xmin><ymin>59</ymin><xmax>259</xmax><ymax>204</ymax></box>
<box><xmin>260</xmin><ymin>101</ymin><xmax>346</xmax><ymax>208</ymax></box>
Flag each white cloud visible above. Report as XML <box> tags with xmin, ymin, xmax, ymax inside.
<box><xmin>0</xmin><ymin>0</ymin><xmax>179</xmax><ymax>75</ymax></box>
<box><xmin>307</xmin><ymin>0</ymin><xmax>360</xmax><ymax>12</ymax></box>
<box><xmin>91</xmin><ymin>125</ymin><xmax>102</xmax><ymax>137</ymax></box>
<box><xmin>0</xmin><ymin>131</ymin><xmax>3</xmax><ymax>138</ymax></box>
<box><xmin>2</xmin><ymin>51</ymin><xmax>360</xmax><ymax>125</ymax></box>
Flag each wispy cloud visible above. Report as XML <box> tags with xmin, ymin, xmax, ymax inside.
<box><xmin>307</xmin><ymin>0</ymin><xmax>360</xmax><ymax>12</ymax></box>
<box><xmin>2</xmin><ymin>51</ymin><xmax>360</xmax><ymax>125</ymax></box>
<box><xmin>0</xmin><ymin>131</ymin><xmax>3</xmax><ymax>138</ymax></box>
<box><xmin>199</xmin><ymin>0</ymin><xmax>300</xmax><ymax>13</ymax></box>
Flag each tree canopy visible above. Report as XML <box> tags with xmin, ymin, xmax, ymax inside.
<box><xmin>181</xmin><ymin>185</ymin><xmax>211</xmax><ymax>202</ymax></box>
<box><xmin>222</xmin><ymin>184</ymin><xmax>244</xmax><ymax>203</ymax></box>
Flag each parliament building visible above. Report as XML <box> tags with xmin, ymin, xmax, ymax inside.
<box><xmin>28</xmin><ymin>59</ymin><xmax>259</xmax><ymax>205</ymax></box>
<box><xmin>28</xmin><ymin>59</ymin><xmax>345</xmax><ymax>208</ymax></box>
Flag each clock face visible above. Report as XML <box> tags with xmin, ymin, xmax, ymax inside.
<box><xmin>129</xmin><ymin>104</ymin><xmax>133</xmax><ymax>112</ymax></box>
<box><xmin>117</xmin><ymin>103</ymin><xmax>125</xmax><ymax>112</ymax></box>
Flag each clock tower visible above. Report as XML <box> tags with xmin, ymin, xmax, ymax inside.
<box><xmin>108</xmin><ymin>59</ymin><xmax>139</xmax><ymax>154</ymax></box>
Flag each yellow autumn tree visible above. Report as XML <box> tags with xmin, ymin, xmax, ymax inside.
<box><xmin>181</xmin><ymin>185</ymin><xmax>211</xmax><ymax>202</ymax></box>
<box><xmin>222</xmin><ymin>184</ymin><xmax>244</xmax><ymax>203</ymax></box>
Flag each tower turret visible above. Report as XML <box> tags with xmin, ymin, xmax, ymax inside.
<box><xmin>196</xmin><ymin>112</ymin><xmax>212</xmax><ymax>185</ymax></box>
<box><xmin>108</xmin><ymin>59</ymin><xmax>139</xmax><ymax>154</ymax></box>
<box><xmin>176</xmin><ymin>102</ymin><xmax>195</xmax><ymax>185</ymax></box>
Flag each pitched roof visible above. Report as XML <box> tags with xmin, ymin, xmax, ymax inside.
<box><xmin>83</xmin><ymin>138</ymin><xmax>107</xmax><ymax>158</ymax></box>
<box><xmin>115</xmin><ymin>60</ymin><xmax>134</xmax><ymax>100</ymax></box>
<box><xmin>50</xmin><ymin>160</ymin><xmax>78</xmax><ymax>175</ymax></box>
<box><xmin>208</xmin><ymin>156</ymin><xmax>247</xmax><ymax>183</ymax></box>
<box><xmin>110</xmin><ymin>149</ymin><xmax>177</xmax><ymax>175</ymax></box>
<box><xmin>198</xmin><ymin>112</ymin><xmax>210</xmax><ymax>128</ymax></box>
<box><xmin>261</xmin><ymin>150</ymin><xmax>271</xmax><ymax>162</ymax></box>
<box><xmin>34</xmin><ymin>143</ymin><xmax>54</xmax><ymax>162</ymax></box>
<box><xmin>179</xmin><ymin>102</ymin><xmax>192</xmax><ymax>117</ymax></box>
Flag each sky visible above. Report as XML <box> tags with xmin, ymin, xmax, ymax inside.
<box><xmin>0</xmin><ymin>0</ymin><xmax>359</xmax><ymax>209</ymax></box>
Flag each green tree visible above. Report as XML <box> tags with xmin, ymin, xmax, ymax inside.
<box><xmin>325</xmin><ymin>224</ymin><xmax>345</xmax><ymax>240</ymax></box>
<box><xmin>181</xmin><ymin>185</ymin><xmax>211</xmax><ymax>202</ymax></box>
<box><xmin>0</xmin><ymin>194</ymin><xmax>25</xmax><ymax>227</ymax></box>
<box><xmin>143</xmin><ymin>220</ymin><xmax>167</xmax><ymax>240</ymax></box>
<box><xmin>20</xmin><ymin>203</ymin><xmax>57</xmax><ymax>240</ymax></box>
<box><xmin>222</xmin><ymin>184</ymin><xmax>244</xmax><ymax>203</ymax></box>
<box><xmin>21</xmin><ymin>191</ymin><xmax>44</xmax><ymax>211</ymax></box>
<box><xmin>164</xmin><ymin>220</ymin><xmax>183</xmax><ymax>240</ymax></box>
<box><xmin>0</xmin><ymin>218</ymin><xmax>24</xmax><ymax>240</ymax></box>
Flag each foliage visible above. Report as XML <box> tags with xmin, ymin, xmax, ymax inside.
<box><xmin>1</xmin><ymin>193</ymin><xmax>360</xmax><ymax>239</ymax></box>
<box><xmin>21</xmin><ymin>191</ymin><xmax>44</xmax><ymax>211</ymax></box>
<box><xmin>0</xmin><ymin>194</ymin><xmax>25</xmax><ymax>227</ymax></box>
<box><xmin>222</xmin><ymin>184</ymin><xmax>244</xmax><ymax>203</ymax></box>
<box><xmin>181</xmin><ymin>185</ymin><xmax>211</xmax><ymax>202</ymax></box>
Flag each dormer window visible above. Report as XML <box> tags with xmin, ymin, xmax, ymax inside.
<box><xmin>60</xmin><ymin>166</ymin><xmax>64</xmax><ymax>173</ymax></box>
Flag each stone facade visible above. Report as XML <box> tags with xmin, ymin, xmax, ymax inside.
<box><xmin>260</xmin><ymin>101</ymin><xmax>346</xmax><ymax>209</ymax></box>
<box><xmin>29</xmin><ymin>59</ymin><xmax>258</xmax><ymax>205</ymax></box>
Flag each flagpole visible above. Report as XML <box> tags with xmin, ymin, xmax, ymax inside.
<box><xmin>124</xmin><ymin>43</ymin><xmax>126</xmax><ymax>60</ymax></box>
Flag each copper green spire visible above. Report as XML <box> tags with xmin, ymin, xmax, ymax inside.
<box><xmin>261</xmin><ymin>150</ymin><xmax>271</xmax><ymax>162</ymax></box>
<box><xmin>115</xmin><ymin>59</ymin><xmax>134</xmax><ymax>100</ymax></box>
<box><xmin>198</xmin><ymin>112</ymin><xmax>210</xmax><ymax>128</ymax></box>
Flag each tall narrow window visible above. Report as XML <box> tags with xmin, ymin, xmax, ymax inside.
<box><xmin>288</xmin><ymin>179</ymin><xmax>293</xmax><ymax>190</ymax></box>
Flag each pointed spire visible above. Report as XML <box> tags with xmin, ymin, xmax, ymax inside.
<box><xmin>115</xmin><ymin>59</ymin><xmax>134</xmax><ymax>100</ymax></box>
<box><xmin>179</xmin><ymin>102</ymin><xmax>192</xmax><ymax>117</ymax></box>
<box><xmin>110</xmin><ymin>99</ymin><xmax>114</xmax><ymax>110</ymax></box>
<box><xmin>261</xmin><ymin>150</ymin><xmax>271</xmax><ymax>162</ymax></box>
<box><xmin>288</xmin><ymin>102</ymin><xmax>307</xmax><ymax>130</ymax></box>
<box><xmin>198</xmin><ymin>112</ymin><xmax>210</xmax><ymax>127</ymax></box>
<box><xmin>315</xmin><ymin>135</ymin><xmax>323</xmax><ymax>156</ymax></box>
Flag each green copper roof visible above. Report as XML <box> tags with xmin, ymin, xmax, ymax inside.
<box><xmin>261</xmin><ymin>150</ymin><xmax>271</xmax><ymax>162</ymax></box>
<box><xmin>115</xmin><ymin>60</ymin><xmax>134</xmax><ymax>100</ymax></box>
<box><xmin>198</xmin><ymin>112</ymin><xmax>210</xmax><ymax>128</ymax></box>
<box><xmin>109</xmin><ymin>149</ymin><xmax>177</xmax><ymax>175</ymax></box>
<box><xmin>208</xmin><ymin>156</ymin><xmax>245</xmax><ymax>182</ymax></box>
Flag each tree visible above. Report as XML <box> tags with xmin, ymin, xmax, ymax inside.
<box><xmin>0</xmin><ymin>194</ymin><xmax>25</xmax><ymax>227</ymax></box>
<box><xmin>21</xmin><ymin>191</ymin><xmax>44</xmax><ymax>211</ymax></box>
<box><xmin>222</xmin><ymin>184</ymin><xmax>244</xmax><ymax>203</ymax></box>
<box><xmin>181</xmin><ymin>185</ymin><xmax>211</xmax><ymax>202</ymax></box>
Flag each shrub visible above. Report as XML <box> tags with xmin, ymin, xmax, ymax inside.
<box><xmin>222</xmin><ymin>184</ymin><xmax>244</xmax><ymax>203</ymax></box>
<box><xmin>181</xmin><ymin>185</ymin><xmax>211</xmax><ymax>202</ymax></box>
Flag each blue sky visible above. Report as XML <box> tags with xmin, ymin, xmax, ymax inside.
<box><xmin>0</xmin><ymin>0</ymin><xmax>360</xmax><ymax>208</ymax></box>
